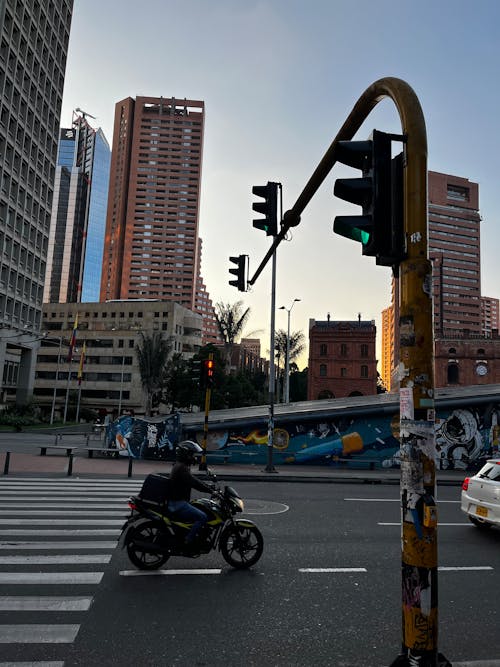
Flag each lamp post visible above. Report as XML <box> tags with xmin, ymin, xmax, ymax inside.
<box><xmin>279</xmin><ymin>298</ymin><xmax>300</xmax><ymax>404</ymax></box>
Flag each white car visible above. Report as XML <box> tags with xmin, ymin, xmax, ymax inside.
<box><xmin>461</xmin><ymin>459</ymin><xmax>500</xmax><ymax>529</ymax></box>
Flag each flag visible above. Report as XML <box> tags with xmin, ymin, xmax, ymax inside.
<box><xmin>77</xmin><ymin>342</ymin><xmax>86</xmax><ymax>385</ymax></box>
<box><xmin>67</xmin><ymin>313</ymin><xmax>78</xmax><ymax>362</ymax></box>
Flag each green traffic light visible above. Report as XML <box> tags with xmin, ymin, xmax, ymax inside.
<box><xmin>333</xmin><ymin>216</ymin><xmax>372</xmax><ymax>246</ymax></box>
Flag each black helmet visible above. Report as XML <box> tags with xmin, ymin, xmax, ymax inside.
<box><xmin>176</xmin><ymin>440</ymin><xmax>203</xmax><ymax>464</ymax></box>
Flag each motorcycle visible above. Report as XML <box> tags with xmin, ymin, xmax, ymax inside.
<box><xmin>120</xmin><ymin>474</ymin><xmax>264</xmax><ymax>570</ymax></box>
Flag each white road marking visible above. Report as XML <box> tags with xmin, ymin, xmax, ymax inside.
<box><xmin>0</xmin><ymin>503</ymin><xmax>123</xmax><ymax>509</ymax></box>
<box><xmin>0</xmin><ymin>529</ymin><xmax>120</xmax><ymax>536</ymax></box>
<box><xmin>299</xmin><ymin>568</ymin><xmax>368</xmax><ymax>573</ymax></box>
<box><xmin>0</xmin><ymin>510</ymin><xmax>123</xmax><ymax>516</ymax></box>
<box><xmin>0</xmin><ymin>519</ymin><xmax>123</xmax><ymax>525</ymax></box>
<box><xmin>120</xmin><ymin>568</ymin><xmax>221</xmax><ymax>576</ymax></box>
<box><xmin>0</xmin><ymin>596</ymin><xmax>92</xmax><ymax>611</ymax></box>
<box><xmin>378</xmin><ymin>522</ymin><xmax>471</xmax><ymax>526</ymax></box>
<box><xmin>0</xmin><ymin>662</ymin><xmax>65</xmax><ymax>666</ymax></box>
<box><xmin>0</xmin><ymin>624</ymin><xmax>80</xmax><ymax>643</ymax></box>
<box><xmin>345</xmin><ymin>497</ymin><xmax>460</xmax><ymax>503</ymax></box>
<box><xmin>0</xmin><ymin>541</ymin><xmax>116</xmax><ymax>550</ymax></box>
<box><xmin>439</xmin><ymin>566</ymin><xmax>493</xmax><ymax>571</ymax></box>
<box><xmin>0</xmin><ymin>572</ymin><xmax>103</xmax><ymax>584</ymax></box>
<box><xmin>0</xmin><ymin>555</ymin><xmax>111</xmax><ymax>564</ymax></box>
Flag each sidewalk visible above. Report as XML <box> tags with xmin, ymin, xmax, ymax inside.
<box><xmin>0</xmin><ymin>447</ymin><xmax>467</xmax><ymax>486</ymax></box>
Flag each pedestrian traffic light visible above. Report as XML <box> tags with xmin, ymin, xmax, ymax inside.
<box><xmin>229</xmin><ymin>254</ymin><xmax>248</xmax><ymax>292</ymax></box>
<box><xmin>204</xmin><ymin>358</ymin><xmax>214</xmax><ymax>388</ymax></box>
<box><xmin>333</xmin><ymin>129</ymin><xmax>405</xmax><ymax>273</ymax></box>
<box><xmin>252</xmin><ymin>182</ymin><xmax>278</xmax><ymax>236</ymax></box>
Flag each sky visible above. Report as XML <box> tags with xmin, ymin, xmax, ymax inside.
<box><xmin>60</xmin><ymin>0</ymin><xmax>500</xmax><ymax>369</ymax></box>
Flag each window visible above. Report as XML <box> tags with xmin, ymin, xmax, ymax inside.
<box><xmin>341</xmin><ymin>367</ymin><xmax>347</xmax><ymax>377</ymax></box>
<box><xmin>319</xmin><ymin>364</ymin><xmax>327</xmax><ymax>377</ymax></box>
<box><xmin>340</xmin><ymin>343</ymin><xmax>348</xmax><ymax>356</ymax></box>
<box><xmin>320</xmin><ymin>344</ymin><xmax>327</xmax><ymax>356</ymax></box>
<box><xmin>447</xmin><ymin>185</ymin><xmax>469</xmax><ymax>202</ymax></box>
<box><xmin>361</xmin><ymin>365</ymin><xmax>368</xmax><ymax>378</ymax></box>
<box><xmin>361</xmin><ymin>344</ymin><xmax>368</xmax><ymax>357</ymax></box>
<box><xmin>447</xmin><ymin>363</ymin><xmax>459</xmax><ymax>384</ymax></box>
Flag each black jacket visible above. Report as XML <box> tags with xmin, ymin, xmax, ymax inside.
<box><xmin>169</xmin><ymin>461</ymin><xmax>212</xmax><ymax>501</ymax></box>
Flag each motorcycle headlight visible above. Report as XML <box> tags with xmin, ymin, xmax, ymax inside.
<box><xmin>232</xmin><ymin>497</ymin><xmax>244</xmax><ymax>512</ymax></box>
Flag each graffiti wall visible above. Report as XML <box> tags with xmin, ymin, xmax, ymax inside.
<box><xmin>188</xmin><ymin>404</ymin><xmax>500</xmax><ymax>469</ymax></box>
<box><xmin>105</xmin><ymin>413</ymin><xmax>180</xmax><ymax>459</ymax></box>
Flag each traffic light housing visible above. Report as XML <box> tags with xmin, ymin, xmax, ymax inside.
<box><xmin>333</xmin><ymin>130</ymin><xmax>405</xmax><ymax>273</ymax></box>
<box><xmin>204</xmin><ymin>358</ymin><xmax>214</xmax><ymax>388</ymax></box>
<box><xmin>252</xmin><ymin>182</ymin><xmax>278</xmax><ymax>236</ymax></box>
<box><xmin>189</xmin><ymin>358</ymin><xmax>203</xmax><ymax>387</ymax></box>
<box><xmin>229</xmin><ymin>254</ymin><xmax>248</xmax><ymax>291</ymax></box>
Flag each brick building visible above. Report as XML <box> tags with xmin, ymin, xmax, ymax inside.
<box><xmin>307</xmin><ymin>316</ymin><xmax>377</xmax><ymax>400</ymax></box>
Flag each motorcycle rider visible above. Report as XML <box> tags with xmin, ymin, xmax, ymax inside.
<box><xmin>169</xmin><ymin>440</ymin><xmax>213</xmax><ymax>549</ymax></box>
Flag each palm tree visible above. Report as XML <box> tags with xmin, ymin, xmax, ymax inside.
<box><xmin>135</xmin><ymin>332</ymin><xmax>172</xmax><ymax>416</ymax></box>
<box><xmin>274</xmin><ymin>329</ymin><xmax>306</xmax><ymax>402</ymax></box>
<box><xmin>214</xmin><ymin>300</ymin><xmax>251</xmax><ymax>369</ymax></box>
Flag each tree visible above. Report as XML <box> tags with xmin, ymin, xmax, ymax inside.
<box><xmin>214</xmin><ymin>300</ymin><xmax>251</xmax><ymax>369</ymax></box>
<box><xmin>274</xmin><ymin>329</ymin><xmax>306</xmax><ymax>402</ymax></box>
<box><xmin>135</xmin><ymin>332</ymin><xmax>172</xmax><ymax>416</ymax></box>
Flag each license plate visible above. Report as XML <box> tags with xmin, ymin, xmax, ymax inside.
<box><xmin>476</xmin><ymin>505</ymin><xmax>488</xmax><ymax>517</ymax></box>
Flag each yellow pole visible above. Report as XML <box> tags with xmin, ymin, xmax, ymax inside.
<box><xmin>199</xmin><ymin>352</ymin><xmax>213</xmax><ymax>472</ymax></box>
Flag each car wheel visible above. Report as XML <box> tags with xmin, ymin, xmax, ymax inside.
<box><xmin>469</xmin><ymin>515</ymin><xmax>493</xmax><ymax>530</ymax></box>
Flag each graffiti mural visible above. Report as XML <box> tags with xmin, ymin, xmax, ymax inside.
<box><xmin>105</xmin><ymin>414</ymin><xmax>180</xmax><ymax>459</ymax></box>
<box><xmin>186</xmin><ymin>403</ymin><xmax>500</xmax><ymax>469</ymax></box>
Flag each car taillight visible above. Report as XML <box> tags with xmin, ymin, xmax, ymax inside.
<box><xmin>462</xmin><ymin>477</ymin><xmax>470</xmax><ymax>491</ymax></box>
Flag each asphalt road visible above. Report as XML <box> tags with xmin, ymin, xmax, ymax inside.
<box><xmin>0</xmin><ymin>478</ymin><xmax>498</xmax><ymax>666</ymax></box>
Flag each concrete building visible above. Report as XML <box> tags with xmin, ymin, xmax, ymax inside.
<box><xmin>307</xmin><ymin>316</ymin><xmax>377</xmax><ymax>400</ymax></box>
<box><xmin>99</xmin><ymin>95</ymin><xmax>219</xmax><ymax>343</ymax></box>
<box><xmin>381</xmin><ymin>170</ymin><xmax>500</xmax><ymax>389</ymax></box>
<box><xmin>33</xmin><ymin>300</ymin><xmax>203</xmax><ymax>418</ymax></box>
<box><xmin>44</xmin><ymin>112</ymin><xmax>111</xmax><ymax>304</ymax></box>
<box><xmin>481</xmin><ymin>296</ymin><xmax>499</xmax><ymax>337</ymax></box>
<box><xmin>0</xmin><ymin>0</ymin><xmax>73</xmax><ymax>404</ymax></box>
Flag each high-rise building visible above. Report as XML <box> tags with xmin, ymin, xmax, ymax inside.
<box><xmin>481</xmin><ymin>296</ymin><xmax>499</xmax><ymax>337</ymax></box>
<box><xmin>0</xmin><ymin>0</ymin><xmax>73</xmax><ymax>404</ymax></box>
<box><xmin>100</xmin><ymin>95</ymin><xmax>218</xmax><ymax>342</ymax></box>
<box><xmin>44</xmin><ymin>112</ymin><xmax>111</xmax><ymax>304</ymax></box>
<box><xmin>428</xmin><ymin>171</ymin><xmax>481</xmax><ymax>335</ymax></box>
<box><xmin>382</xmin><ymin>170</ymin><xmax>500</xmax><ymax>388</ymax></box>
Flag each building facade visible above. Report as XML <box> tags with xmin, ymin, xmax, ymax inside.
<box><xmin>307</xmin><ymin>316</ymin><xmax>377</xmax><ymax>400</ymax></box>
<box><xmin>0</xmin><ymin>0</ymin><xmax>73</xmax><ymax>404</ymax></box>
<box><xmin>33</xmin><ymin>300</ymin><xmax>203</xmax><ymax>418</ymax></box>
<box><xmin>381</xmin><ymin>170</ymin><xmax>500</xmax><ymax>389</ymax></box>
<box><xmin>44</xmin><ymin>112</ymin><xmax>111</xmax><ymax>304</ymax></box>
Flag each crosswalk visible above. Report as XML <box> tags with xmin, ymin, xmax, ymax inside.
<box><xmin>0</xmin><ymin>476</ymin><xmax>142</xmax><ymax>667</ymax></box>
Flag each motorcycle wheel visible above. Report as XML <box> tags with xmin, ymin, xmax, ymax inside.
<box><xmin>221</xmin><ymin>525</ymin><xmax>263</xmax><ymax>569</ymax></box>
<box><xmin>126</xmin><ymin>520</ymin><xmax>170</xmax><ymax>570</ymax></box>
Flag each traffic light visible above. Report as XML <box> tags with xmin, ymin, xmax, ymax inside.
<box><xmin>204</xmin><ymin>358</ymin><xmax>214</xmax><ymax>388</ymax></box>
<box><xmin>189</xmin><ymin>358</ymin><xmax>203</xmax><ymax>387</ymax></box>
<box><xmin>229</xmin><ymin>254</ymin><xmax>248</xmax><ymax>292</ymax></box>
<box><xmin>333</xmin><ymin>129</ymin><xmax>405</xmax><ymax>272</ymax></box>
<box><xmin>252</xmin><ymin>182</ymin><xmax>278</xmax><ymax>236</ymax></box>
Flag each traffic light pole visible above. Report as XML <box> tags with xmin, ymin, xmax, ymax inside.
<box><xmin>199</xmin><ymin>352</ymin><xmax>214</xmax><ymax>472</ymax></box>
<box><xmin>265</xmin><ymin>247</ymin><xmax>277</xmax><ymax>473</ymax></box>
<box><xmin>247</xmin><ymin>78</ymin><xmax>449</xmax><ymax>665</ymax></box>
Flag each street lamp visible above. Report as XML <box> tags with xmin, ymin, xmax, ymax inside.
<box><xmin>279</xmin><ymin>298</ymin><xmax>301</xmax><ymax>403</ymax></box>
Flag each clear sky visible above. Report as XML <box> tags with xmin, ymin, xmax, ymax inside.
<box><xmin>61</xmin><ymin>0</ymin><xmax>500</xmax><ymax>369</ymax></box>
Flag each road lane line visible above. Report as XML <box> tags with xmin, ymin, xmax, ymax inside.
<box><xmin>345</xmin><ymin>498</ymin><xmax>460</xmax><ymax>503</ymax></box>
<box><xmin>0</xmin><ymin>529</ymin><xmax>120</xmax><ymax>536</ymax></box>
<box><xmin>0</xmin><ymin>541</ymin><xmax>116</xmax><ymax>550</ymax></box>
<box><xmin>0</xmin><ymin>572</ymin><xmax>103</xmax><ymax>584</ymax></box>
<box><xmin>120</xmin><ymin>568</ymin><xmax>222</xmax><ymax>576</ymax></box>
<box><xmin>0</xmin><ymin>510</ymin><xmax>123</xmax><ymax>516</ymax></box>
<box><xmin>0</xmin><ymin>555</ymin><xmax>112</xmax><ymax>564</ymax></box>
<box><xmin>0</xmin><ymin>519</ymin><xmax>123</xmax><ymax>525</ymax></box>
<box><xmin>0</xmin><ymin>661</ymin><xmax>64</xmax><ymax>666</ymax></box>
<box><xmin>0</xmin><ymin>624</ymin><xmax>80</xmax><ymax>643</ymax></box>
<box><xmin>0</xmin><ymin>596</ymin><xmax>93</xmax><ymax>611</ymax></box>
<box><xmin>439</xmin><ymin>566</ymin><xmax>493</xmax><ymax>571</ymax></box>
<box><xmin>299</xmin><ymin>568</ymin><xmax>368</xmax><ymax>573</ymax></box>
<box><xmin>378</xmin><ymin>522</ymin><xmax>471</xmax><ymax>526</ymax></box>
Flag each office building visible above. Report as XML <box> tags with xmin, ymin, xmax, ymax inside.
<box><xmin>382</xmin><ymin>170</ymin><xmax>500</xmax><ymax>388</ymax></box>
<box><xmin>44</xmin><ymin>112</ymin><xmax>111</xmax><ymax>304</ymax></box>
<box><xmin>307</xmin><ymin>315</ymin><xmax>377</xmax><ymax>400</ymax></box>
<box><xmin>33</xmin><ymin>300</ymin><xmax>202</xmax><ymax>418</ymax></box>
<box><xmin>99</xmin><ymin>96</ymin><xmax>219</xmax><ymax>342</ymax></box>
<box><xmin>0</xmin><ymin>0</ymin><xmax>73</xmax><ymax>404</ymax></box>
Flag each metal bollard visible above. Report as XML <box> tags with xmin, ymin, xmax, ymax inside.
<box><xmin>3</xmin><ymin>451</ymin><xmax>10</xmax><ymax>475</ymax></box>
<box><xmin>54</xmin><ymin>434</ymin><xmax>58</xmax><ymax>445</ymax></box>
<box><xmin>127</xmin><ymin>457</ymin><xmax>133</xmax><ymax>478</ymax></box>
<box><xmin>67</xmin><ymin>453</ymin><xmax>73</xmax><ymax>477</ymax></box>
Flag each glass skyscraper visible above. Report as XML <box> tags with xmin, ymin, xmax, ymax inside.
<box><xmin>44</xmin><ymin>114</ymin><xmax>111</xmax><ymax>303</ymax></box>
